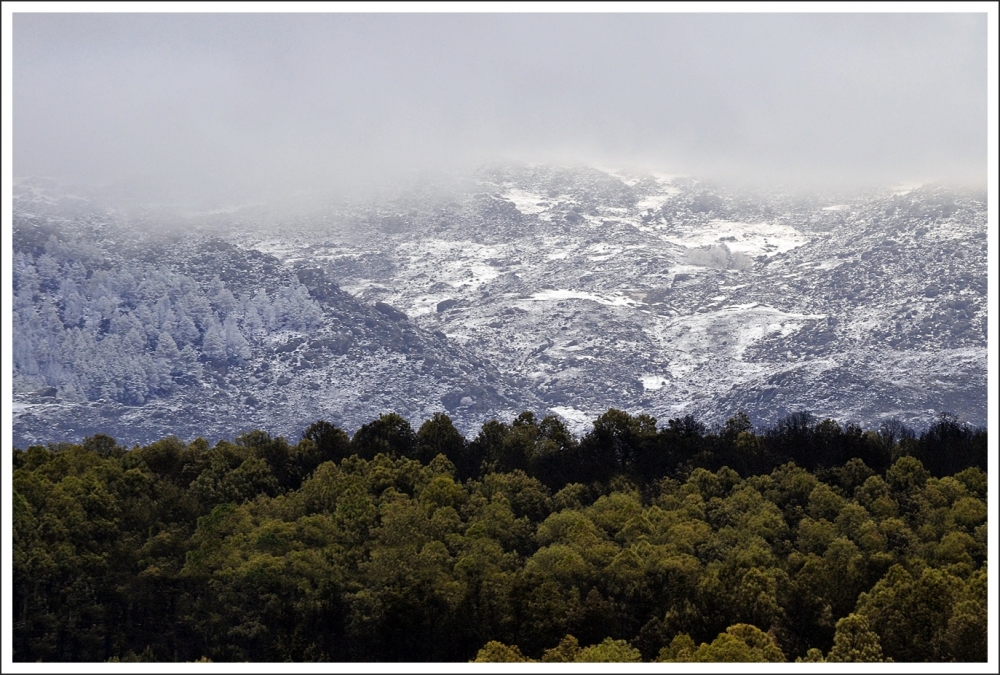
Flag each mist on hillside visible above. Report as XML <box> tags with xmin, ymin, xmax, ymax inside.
<box><xmin>13</xmin><ymin>12</ymin><xmax>988</xmax><ymax>208</ymax></box>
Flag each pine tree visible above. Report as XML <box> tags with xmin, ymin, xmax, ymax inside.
<box><xmin>201</xmin><ymin>318</ymin><xmax>227</xmax><ymax>360</ymax></box>
<box><xmin>223</xmin><ymin>316</ymin><xmax>251</xmax><ymax>362</ymax></box>
<box><xmin>207</xmin><ymin>276</ymin><xmax>238</xmax><ymax>318</ymax></box>
<box><xmin>826</xmin><ymin>613</ymin><xmax>884</xmax><ymax>662</ymax></box>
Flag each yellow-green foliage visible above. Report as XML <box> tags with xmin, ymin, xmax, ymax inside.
<box><xmin>12</xmin><ymin>426</ymin><xmax>988</xmax><ymax>663</ymax></box>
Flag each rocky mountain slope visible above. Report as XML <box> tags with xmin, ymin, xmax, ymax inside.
<box><xmin>11</xmin><ymin>164</ymin><xmax>988</xmax><ymax>447</ymax></box>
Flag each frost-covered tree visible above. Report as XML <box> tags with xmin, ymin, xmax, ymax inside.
<box><xmin>170</xmin><ymin>311</ymin><xmax>201</xmax><ymax>347</ymax></box>
<box><xmin>94</xmin><ymin>295</ymin><xmax>118</xmax><ymax>323</ymax></box>
<box><xmin>201</xmin><ymin>318</ymin><xmax>227</xmax><ymax>360</ymax></box>
<box><xmin>181</xmin><ymin>292</ymin><xmax>214</xmax><ymax>332</ymax></box>
<box><xmin>223</xmin><ymin>315</ymin><xmax>251</xmax><ymax>362</ymax></box>
<box><xmin>276</xmin><ymin>283</ymin><xmax>323</xmax><ymax>330</ymax></box>
<box><xmin>684</xmin><ymin>244</ymin><xmax>731</xmax><ymax>269</ymax></box>
<box><xmin>179</xmin><ymin>345</ymin><xmax>203</xmax><ymax>379</ymax></box>
<box><xmin>62</xmin><ymin>290</ymin><xmax>87</xmax><ymax>328</ymax></box>
<box><xmin>111</xmin><ymin>270</ymin><xmax>138</xmax><ymax>307</ymax></box>
<box><xmin>13</xmin><ymin>254</ymin><xmax>40</xmax><ymax>311</ymax></box>
<box><xmin>242</xmin><ymin>303</ymin><xmax>265</xmax><ymax>338</ymax></box>
<box><xmin>154</xmin><ymin>295</ymin><xmax>173</xmax><ymax>327</ymax></box>
<box><xmin>35</xmin><ymin>253</ymin><xmax>61</xmax><ymax>292</ymax></box>
<box><xmin>251</xmin><ymin>290</ymin><xmax>278</xmax><ymax>331</ymax></box>
<box><xmin>206</xmin><ymin>276</ymin><xmax>238</xmax><ymax>319</ymax></box>
<box><xmin>12</xmin><ymin>311</ymin><xmax>41</xmax><ymax>380</ymax></box>
<box><xmin>154</xmin><ymin>331</ymin><xmax>181</xmax><ymax>365</ymax></box>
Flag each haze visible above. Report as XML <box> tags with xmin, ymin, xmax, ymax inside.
<box><xmin>13</xmin><ymin>11</ymin><xmax>987</xmax><ymax>202</ymax></box>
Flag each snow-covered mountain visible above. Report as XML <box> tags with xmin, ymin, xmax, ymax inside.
<box><xmin>11</xmin><ymin>164</ymin><xmax>988</xmax><ymax>447</ymax></box>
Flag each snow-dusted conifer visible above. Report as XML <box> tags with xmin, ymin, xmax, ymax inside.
<box><xmin>201</xmin><ymin>318</ymin><xmax>227</xmax><ymax>360</ymax></box>
<box><xmin>13</xmin><ymin>254</ymin><xmax>40</xmax><ymax>310</ymax></box>
<box><xmin>155</xmin><ymin>331</ymin><xmax>182</xmax><ymax>363</ymax></box>
<box><xmin>241</xmin><ymin>300</ymin><xmax>266</xmax><ymax>338</ymax></box>
<box><xmin>172</xmin><ymin>312</ymin><xmax>201</xmax><ymax>347</ymax></box>
<box><xmin>35</xmin><ymin>253</ymin><xmax>61</xmax><ymax>291</ymax></box>
<box><xmin>155</xmin><ymin>295</ymin><xmax>173</xmax><ymax>326</ymax></box>
<box><xmin>223</xmin><ymin>315</ymin><xmax>251</xmax><ymax>362</ymax></box>
<box><xmin>179</xmin><ymin>344</ymin><xmax>203</xmax><ymax>379</ymax></box>
<box><xmin>251</xmin><ymin>289</ymin><xmax>278</xmax><ymax>330</ymax></box>
<box><xmin>207</xmin><ymin>276</ymin><xmax>238</xmax><ymax>318</ymax></box>
<box><xmin>277</xmin><ymin>282</ymin><xmax>323</xmax><ymax>330</ymax></box>
<box><xmin>182</xmin><ymin>292</ymin><xmax>214</xmax><ymax>331</ymax></box>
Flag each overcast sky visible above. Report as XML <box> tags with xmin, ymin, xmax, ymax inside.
<box><xmin>13</xmin><ymin>11</ymin><xmax>988</xmax><ymax>197</ymax></box>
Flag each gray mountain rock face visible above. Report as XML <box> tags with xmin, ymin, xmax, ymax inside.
<box><xmin>11</xmin><ymin>165</ymin><xmax>987</xmax><ymax>447</ymax></box>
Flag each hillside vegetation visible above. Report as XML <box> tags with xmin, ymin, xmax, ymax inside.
<box><xmin>12</xmin><ymin>410</ymin><xmax>987</xmax><ymax>662</ymax></box>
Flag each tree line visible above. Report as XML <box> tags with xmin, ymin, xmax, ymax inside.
<box><xmin>12</xmin><ymin>409</ymin><xmax>987</xmax><ymax>662</ymax></box>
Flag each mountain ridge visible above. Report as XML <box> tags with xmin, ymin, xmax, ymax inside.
<box><xmin>11</xmin><ymin>165</ymin><xmax>987</xmax><ymax>447</ymax></box>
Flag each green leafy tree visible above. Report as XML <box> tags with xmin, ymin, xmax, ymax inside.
<box><xmin>687</xmin><ymin>624</ymin><xmax>785</xmax><ymax>662</ymax></box>
<box><xmin>576</xmin><ymin>637</ymin><xmax>642</xmax><ymax>662</ymax></box>
<box><xmin>797</xmin><ymin>648</ymin><xmax>825</xmax><ymax>662</ymax></box>
<box><xmin>473</xmin><ymin>640</ymin><xmax>533</xmax><ymax>662</ymax></box>
<box><xmin>10</xmin><ymin>411</ymin><xmax>989</xmax><ymax>663</ymax></box>
<box><xmin>856</xmin><ymin>564</ymin><xmax>962</xmax><ymax>662</ymax></box>
<box><xmin>941</xmin><ymin>568</ymin><xmax>987</xmax><ymax>662</ymax></box>
<box><xmin>826</xmin><ymin>613</ymin><xmax>884</xmax><ymax>662</ymax></box>
<box><xmin>541</xmin><ymin>634</ymin><xmax>582</xmax><ymax>662</ymax></box>
<box><xmin>657</xmin><ymin>633</ymin><xmax>696</xmax><ymax>661</ymax></box>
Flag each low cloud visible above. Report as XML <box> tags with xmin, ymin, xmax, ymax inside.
<box><xmin>13</xmin><ymin>12</ymin><xmax>987</xmax><ymax>201</ymax></box>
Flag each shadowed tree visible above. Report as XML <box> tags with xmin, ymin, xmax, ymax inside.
<box><xmin>351</xmin><ymin>413</ymin><xmax>417</xmax><ymax>460</ymax></box>
<box><xmin>580</xmin><ymin>408</ymin><xmax>658</xmax><ymax>481</ymax></box>
<box><xmin>527</xmin><ymin>415</ymin><xmax>582</xmax><ymax>490</ymax></box>
<box><xmin>468</xmin><ymin>419</ymin><xmax>511</xmax><ymax>475</ymax></box>
<box><xmin>914</xmin><ymin>413</ymin><xmax>986</xmax><ymax>476</ymax></box>
<box><xmin>416</xmin><ymin>412</ymin><xmax>468</xmax><ymax>469</ymax></box>
<box><xmin>302</xmin><ymin>420</ymin><xmax>352</xmax><ymax>465</ymax></box>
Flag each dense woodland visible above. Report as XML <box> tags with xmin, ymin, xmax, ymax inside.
<box><xmin>13</xmin><ymin>228</ymin><xmax>326</xmax><ymax>405</ymax></box>
<box><xmin>12</xmin><ymin>409</ymin><xmax>988</xmax><ymax>662</ymax></box>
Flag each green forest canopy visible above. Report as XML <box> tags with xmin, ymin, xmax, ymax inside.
<box><xmin>12</xmin><ymin>409</ymin><xmax>988</xmax><ymax>662</ymax></box>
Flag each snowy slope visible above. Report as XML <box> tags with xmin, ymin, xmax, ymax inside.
<box><xmin>11</xmin><ymin>166</ymin><xmax>988</xmax><ymax>447</ymax></box>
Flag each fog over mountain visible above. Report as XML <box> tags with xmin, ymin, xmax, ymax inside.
<box><xmin>13</xmin><ymin>12</ymin><xmax>987</xmax><ymax>200</ymax></box>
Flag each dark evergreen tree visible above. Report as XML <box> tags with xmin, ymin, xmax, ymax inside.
<box><xmin>914</xmin><ymin>413</ymin><xmax>986</xmax><ymax>476</ymax></box>
<box><xmin>416</xmin><ymin>412</ymin><xmax>469</xmax><ymax>470</ymax></box>
<box><xmin>302</xmin><ymin>420</ymin><xmax>352</xmax><ymax>465</ymax></box>
<box><xmin>351</xmin><ymin>413</ymin><xmax>418</xmax><ymax>460</ymax></box>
